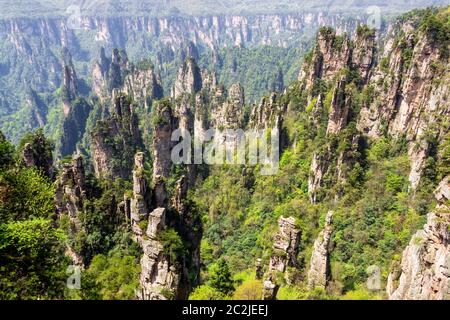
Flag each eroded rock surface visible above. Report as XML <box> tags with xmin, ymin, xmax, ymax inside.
<box><xmin>387</xmin><ymin>176</ymin><xmax>450</xmax><ymax>300</ymax></box>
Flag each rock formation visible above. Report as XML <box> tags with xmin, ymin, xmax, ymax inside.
<box><xmin>137</xmin><ymin>207</ymin><xmax>182</xmax><ymax>300</ymax></box>
<box><xmin>91</xmin><ymin>94</ymin><xmax>141</xmax><ymax>180</ymax></box>
<box><xmin>172</xmin><ymin>58</ymin><xmax>202</xmax><ymax>100</ymax></box>
<box><xmin>249</xmin><ymin>93</ymin><xmax>286</xmax><ymax>130</ymax></box>
<box><xmin>61</xmin><ymin>47</ymin><xmax>79</xmax><ymax>115</ymax></box>
<box><xmin>59</xmin><ymin>48</ymin><xmax>91</xmax><ymax>157</ymax></box>
<box><xmin>55</xmin><ymin>154</ymin><xmax>86</xmax><ymax>266</ymax></box>
<box><xmin>92</xmin><ymin>47</ymin><xmax>163</xmax><ymax>108</ymax></box>
<box><xmin>132</xmin><ymin>93</ymin><xmax>201</xmax><ymax>299</ymax></box>
<box><xmin>24</xmin><ymin>88</ymin><xmax>46</xmax><ymax>128</ymax></box>
<box><xmin>357</xmin><ymin>21</ymin><xmax>450</xmax><ymax>190</ymax></box>
<box><xmin>387</xmin><ymin>176</ymin><xmax>450</xmax><ymax>300</ymax></box>
<box><xmin>130</xmin><ymin>152</ymin><xmax>151</xmax><ymax>237</ymax></box>
<box><xmin>298</xmin><ymin>27</ymin><xmax>351</xmax><ymax>91</ymax></box>
<box><xmin>308</xmin><ymin>211</ymin><xmax>334</xmax><ymax>290</ymax></box>
<box><xmin>326</xmin><ymin>75</ymin><xmax>350</xmax><ymax>135</ymax></box>
<box><xmin>21</xmin><ymin>137</ymin><xmax>54</xmax><ymax>179</ymax></box>
<box><xmin>152</xmin><ymin>100</ymin><xmax>175</xmax><ymax>207</ymax></box>
<box><xmin>262</xmin><ymin>216</ymin><xmax>300</xmax><ymax>300</ymax></box>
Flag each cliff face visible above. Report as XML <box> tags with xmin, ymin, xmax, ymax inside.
<box><xmin>301</xmin><ymin>18</ymin><xmax>449</xmax><ymax>203</ymax></box>
<box><xmin>357</xmin><ymin>20</ymin><xmax>450</xmax><ymax>190</ymax></box>
<box><xmin>59</xmin><ymin>49</ymin><xmax>91</xmax><ymax>157</ymax></box>
<box><xmin>55</xmin><ymin>154</ymin><xmax>86</xmax><ymax>266</ymax></box>
<box><xmin>21</xmin><ymin>138</ymin><xmax>54</xmax><ymax>179</ymax></box>
<box><xmin>263</xmin><ymin>216</ymin><xmax>301</xmax><ymax>300</ymax></box>
<box><xmin>91</xmin><ymin>94</ymin><xmax>141</xmax><ymax>180</ymax></box>
<box><xmin>92</xmin><ymin>48</ymin><xmax>163</xmax><ymax>106</ymax></box>
<box><xmin>308</xmin><ymin>211</ymin><xmax>333</xmax><ymax>290</ymax></box>
<box><xmin>387</xmin><ymin>176</ymin><xmax>449</xmax><ymax>300</ymax></box>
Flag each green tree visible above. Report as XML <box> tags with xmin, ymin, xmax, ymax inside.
<box><xmin>0</xmin><ymin>131</ymin><xmax>14</xmax><ymax>169</ymax></box>
<box><xmin>207</xmin><ymin>258</ymin><xmax>234</xmax><ymax>295</ymax></box>
<box><xmin>189</xmin><ymin>285</ymin><xmax>226</xmax><ymax>300</ymax></box>
<box><xmin>0</xmin><ymin>218</ymin><xmax>68</xmax><ymax>299</ymax></box>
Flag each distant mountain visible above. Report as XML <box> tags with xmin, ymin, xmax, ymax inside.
<box><xmin>1</xmin><ymin>0</ymin><xmax>449</xmax><ymax>18</ymax></box>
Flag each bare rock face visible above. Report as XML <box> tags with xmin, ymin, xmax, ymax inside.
<box><xmin>249</xmin><ymin>93</ymin><xmax>286</xmax><ymax>131</ymax></box>
<box><xmin>59</xmin><ymin>48</ymin><xmax>92</xmax><ymax>157</ymax></box>
<box><xmin>92</xmin><ymin>47</ymin><xmax>163</xmax><ymax>107</ymax></box>
<box><xmin>308</xmin><ymin>211</ymin><xmax>333</xmax><ymax>290</ymax></box>
<box><xmin>172</xmin><ymin>58</ymin><xmax>202</xmax><ymax>100</ymax></box>
<box><xmin>152</xmin><ymin>100</ymin><xmax>175</xmax><ymax>207</ymax></box>
<box><xmin>326</xmin><ymin>75</ymin><xmax>350</xmax><ymax>135</ymax></box>
<box><xmin>21</xmin><ymin>141</ymin><xmax>53</xmax><ymax>179</ymax></box>
<box><xmin>137</xmin><ymin>207</ymin><xmax>183</xmax><ymax>300</ymax></box>
<box><xmin>61</xmin><ymin>47</ymin><xmax>79</xmax><ymax>116</ymax></box>
<box><xmin>55</xmin><ymin>154</ymin><xmax>86</xmax><ymax>266</ymax></box>
<box><xmin>91</xmin><ymin>94</ymin><xmax>141</xmax><ymax>180</ymax></box>
<box><xmin>263</xmin><ymin>216</ymin><xmax>301</xmax><ymax>300</ymax></box>
<box><xmin>24</xmin><ymin>88</ymin><xmax>46</xmax><ymax>128</ymax></box>
<box><xmin>352</xmin><ymin>27</ymin><xmax>376</xmax><ymax>85</ymax></box>
<box><xmin>122</xmin><ymin>64</ymin><xmax>164</xmax><ymax>107</ymax></box>
<box><xmin>357</xmin><ymin>23</ymin><xmax>450</xmax><ymax>190</ymax></box>
<box><xmin>211</xmin><ymin>83</ymin><xmax>245</xmax><ymax>129</ymax></box>
<box><xmin>387</xmin><ymin>177</ymin><xmax>450</xmax><ymax>300</ymax></box>
<box><xmin>130</xmin><ymin>152</ymin><xmax>151</xmax><ymax>237</ymax></box>
<box><xmin>298</xmin><ymin>27</ymin><xmax>351</xmax><ymax>90</ymax></box>
<box><xmin>130</xmin><ymin>153</ymin><xmax>184</xmax><ymax>300</ymax></box>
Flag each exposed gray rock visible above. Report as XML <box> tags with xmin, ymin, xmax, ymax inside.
<box><xmin>263</xmin><ymin>216</ymin><xmax>300</xmax><ymax>300</ymax></box>
<box><xmin>388</xmin><ymin>176</ymin><xmax>450</xmax><ymax>300</ymax></box>
<box><xmin>172</xmin><ymin>58</ymin><xmax>202</xmax><ymax>100</ymax></box>
<box><xmin>55</xmin><ymin>154</ymin><xmax>86</xmax><ymax>266</ymax></box>
<box><xmin>152</xmin><ymin>101</ymin><xmax>175</xmax><ymax>207</ymax></box>
<box><xmin>137</xmin><ymin>207</ymin><xmax>182</xmax><ymax>300</ymax></box>
<box><xmin>130</xmin><ymin>152</ymin><xmax>150</xmax><ymax>237</ymax></box>
<box><xmin>308</xmin><ymin>211</ymin><xmax>333</xmax><ymax>290</ymax></box>
<box><xmin>91</xmin><ymin>94</ymin><xmax>141</xmax><ymax>180</ymax></box>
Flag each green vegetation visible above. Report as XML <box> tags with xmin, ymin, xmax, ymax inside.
<box><xmin>0</xmin><ymin>131</ymin><xmax>68</xmax><ymax>299</ymax></box>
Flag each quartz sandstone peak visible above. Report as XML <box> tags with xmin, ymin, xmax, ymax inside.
<box><xmin>387</xmin><ymin>176</ymin><xmax>450</xmax><ymax>300</ymax></box>
<box><xmin>308</xmin><ymin>211</ymin><xmax>334</xmax><ymax>290</ymax></box>
<box><xmin>263</xmin><ymin>216</ymin><xmax>300</xmax><ymax>300</ymax></box>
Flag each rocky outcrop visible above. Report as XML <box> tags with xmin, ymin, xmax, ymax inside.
<box><xmin>24</xmin><ymin>88</ymin><xmax>46</xmax><ymax>128</ymax></box>
<box><xmin>92</xmin><ymin>48</ymin><xmax>163</xmax><ymax>107</ymax></box>
<box><xmin>21</xmin><ymin>137</ymin><xmax>54</xmax><ymax>179</ymax></box>
<box><xmin>387</xmin><ymin>176</ymin><xmax>450</xmax><ymax>300</ymax></box>
<box><xmin>129</xmin><ymin>152</ymin><xmax>182</xmax><ymax>300</ymax></box>
<box><xmin>130</xmin><ymin>152</ymin><xmax>151</xmax><ymax>237</ymax></box>
<box><xmin>152</xmin><ymin>100</ymin><xmax>176</xmax><ymax>207</ymax></box>
<box><xmin>122</xmin><ymin>64</ymin><xmax>164</xmax><ymax>107</ymax></box>
<box><xmin>55</xmin><ymin>154</ymin><xmax>86</xmax><ymax>266</ymax></box>
<box><xmin>172</xmin><ymin>58</ymin><xmax>202</xmax><ymax>100</ymax></box>
<box><xmin>357</xmin><ymin>20</ymin><xmax>450</xmax><ymax>190</ymax></box>
<box><xmin>59</xmin><ymin>98</ymin><xmax>91</xmax><ymax>157</ymax></box>
<box><xmin>352</xmin><ymin>26</ymin><xmax>376</xmax><ymax>85</ymax></box>
<box><xmin>298</xmin><ymin>27</ymin><xmax>351</xmax><ymax>91</ymax></box>
<box><xmin>59</xmin><ymin>48</ymin><xmax>91</xmax><ymax>157</ymax></box>
<box><xmin>326</xmin><ymin>75</ymin><xmax>350</xmax><ymax>135</ymax></box>
<box><xmin>137</xmin><ymin>207</ymin><xmax>183</xmax><ymax>300</ymax></box>
<box><xmin>249</xmin><ymin>93</ymin><xmax>286</xmax><ymax>130</ymax></box>
<box><xmin>61</xmin><ymin>47</ymin><xmax>79</xmax><ymax>116</ymax></box>
<box><xmin>133</xmin><ymin>172</ymin><xmax>200</xmax><ymax>300</ymax></box>
<box><xmin>262</xmin><ymin>216</ymin><xmax>300</xmax><ymax>300</ymax></box>
<box><xmin>91</xmin><ymin>94</ymin><xmax>141</xmax><ymax>179</ymax></box>
<box><xmin>211</xmin><ymin>83</ymin><xmax>245</xmax><ymax>129</ymax></box>
<box><xmin>308</xmin><ymin>211</ymin><xmax>333</xmax><ymax>290</ymax></box>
